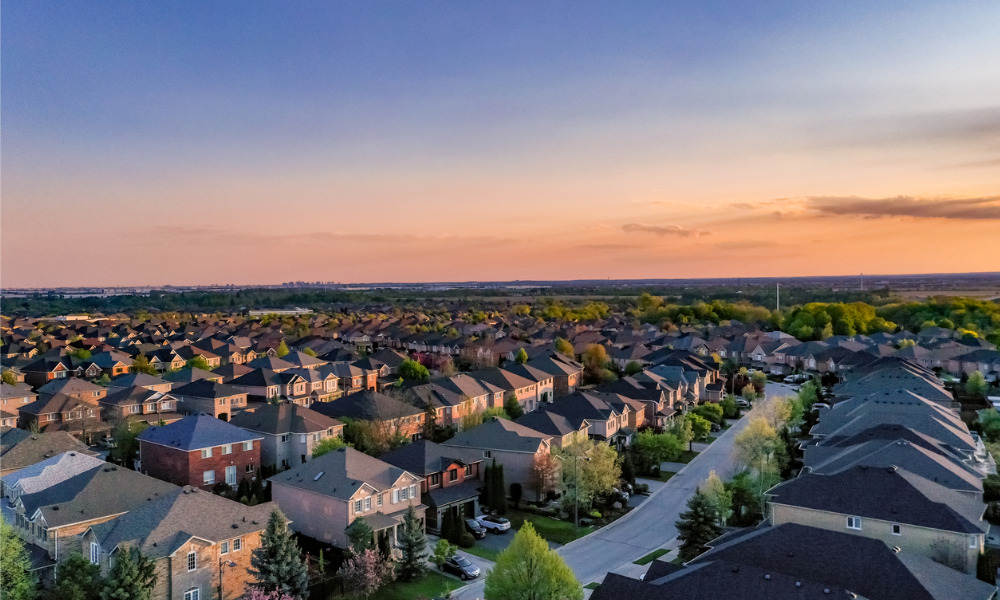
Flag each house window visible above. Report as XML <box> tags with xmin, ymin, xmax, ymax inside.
<box><xmin>313</xmin><ymin>432</ymin><xmax>321</xmax><ymax>442</ymax></box>
<box><xmin>281</xmin><ymin>434</ymin><xmax>289</xmax><ymax>443</ymax></box>
<box><xmin>846</xmin><ymin>516</ymin><xmax>861</xmax><ymax>530</ymax></box>
<box><xmin>971</xmin><ymin>535</ymin><xmax>979</xmax><ymax>549</ymax></box>
<box><xmin>483</xmin><ymin>450</ymin><xmax>491</xmax><ymax>459</ymax></box>
<box><xmin>246</xmin><ymin>464</ymin><xmax>255</xmax><ymax>474</ymax></box>
<box><xmin>203</xmin><ymin>470</ymin><xmax>215</xmax><ymax>485</ymax></box>
<box><xmin>201</xmin><ymin>448</ymin><xmax>213</xmax><ymax>459</ymax></box>
<box><xmin>90</xmin><ymin>542</ymin><xmax>100</xmax><ymax>564</ymax></box>
<box><xmin>243</xmin><ymin>441</ymin><xmax>253</xmax><ymax>451</ymax></box>
<box><xmin>222</xmin><ymin>444</ymin><xmax>233</xmax><ymax>455</ymax></box>
<box><xmin>355</xmin><ymin>499</ymin><xmax>363</xmax><ymax>513</ymax></box>
<box><xmin>464</xmin><ymin>465</ymin><xmax>473</xmax><ymax>478</ymax></box>
<box><xmin>399</xmin><ymin>487</ymin><xmax>408</xmax><ymax>501</ymax></box>
<box><xmin>430</xmin><ymin>474</ymin><xmax>441</xmax><ymax>486</ymax></box>
<box><xmin>226</xmin><ymin>466</ymin><xmax>237</xmax><ymax>486</ymax></box>
<box><xmin>449</xmin><ymin>470</ymin><xmax>458</xmax><ymax>482</ymax></box>
<box><xmin>184</xmin><ymin>588</ymin><xmax>200</xmax><ymax>600</ymax></box>
<box><xmin>392</xmin><ymin>489</ymin><xmax>399</xmax><ymax>504</ymax></box>
<box><xmin>376</xmin><ymin>494</ymin><xmax>383</xmax><ymax>507</ymax></box>
<box><xmin>364</xmin><ymin>497</ymin><xmax>372</xmax><ymax>511</ymax></box>
<box><xmin>220</xmin><ymin>541</ymin><xmax>230</xmax><ymax>555</ymax></box>
<box><xmin>409</xmin><ymin>484</ymin><xmax>416</xmax><ymax>498</ymax></box>
<box><xmin>187</xmin><ymin>551</ymin><xmax>197</xmax><ymax>571</ymax></box>
<box><xmin>233</xmin><ymin>538</ymin><xmax>242</xmax><ymax>551</ymax></box>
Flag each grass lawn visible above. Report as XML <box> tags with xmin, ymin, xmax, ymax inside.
<box><xmin>584</xmin><ymin>582</ymin><xmax>601</xmax><ymax>590</ymax></box>
<box><xmin>670</xmin><ymin>555</ymin><xmax>686</xmax><ymax>565</ymax></box>
<box><xmin>655</xmin><ymin>470</ymin><xmax>676</xmax><ymax>482</ymax></box>
<box><xmin>507</xmin><ymin>509</ymin><xmax>595</xmax><ymax>545</ymax></box>
<box><xmin>379</xmin><ymin>574</ymin><xmax>454</xmax><ymax>600</ymax></box>
<box><xmin>463</xmin><ymin>544</ymin><xmax>501</xmax><ymax>562</ymax></box>
<box><xmin>633</xmin><ymin>548</ymin><xmax>671</xmax><ymax>565</ymax></box>
<box><xmin>678</xmin><ymin>450</ymin><xmax>699</xmax><ymax>463</ymax></box>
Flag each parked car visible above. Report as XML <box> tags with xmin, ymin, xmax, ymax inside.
<box><xmin>736</xmin><ymin>398</ymin><xmax>750</xmax><ymax>408</ymax></box>
<box><xmin>442</xmin><ymin>555</ymin><xmax>480</xmax><ymax>580</ymax></box>
<box><xmin>476</xmin><ymin>514</ymin><xmax>511</xmax><ymax>533</ymax></box>
<box><xmin>710</xmin><ymin>422</ymin><xmax>721</xmax><ymax>432</ymax></box>
<box><xmin>99</xmin><ymin>437</ymin><xmax>117</xmax><ymax>449</ymax></box>
<box><xmin>465</xmin><ymin>518</ymin><xmax>487</xmax><ymax>539</ymax></box>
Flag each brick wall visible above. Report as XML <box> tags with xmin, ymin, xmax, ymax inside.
<box><xmin>140</xmin><ymin>440</ymin><xmax>260</xmax><ymax>489</ymax></box>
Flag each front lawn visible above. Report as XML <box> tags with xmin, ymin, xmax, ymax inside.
<box><xmin>633</xmin><ymin>548</ymin><xmax>670</xmax><ymax>565</ymax></box>
<box><xmin>463</xmin><ymin>544</ymin><xmax>500</xmax><ymax>562</ymax></box>
<box><xmin>379</xmin><ymin>574</ymin><xmax>454</xmax><ymax>600</ymax></box>
<box><xmin>678</xmin><ymin>450</ymin><xmax>699</xmax><ymax>463</ymax></box>
<box><xmin>584</xmin><ymin>582</ymin><xmax>601</xmax><ymax>590</ymax></box>
<box><xmin>507</xmin><ymin>508</ymin><xmax>595</xmax><ymax>544</ymax></box>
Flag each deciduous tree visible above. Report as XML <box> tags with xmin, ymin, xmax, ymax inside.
<box><xmin>130</xmin><ymin>355</ymin><xmax>157</xmax><ymax>376</ymax></box>
<box><xmin>554</xmin><ymin>338</ymin><xmax>575</xmax><ymax>358</ymax></box>
<box><xmin>311</xmin><ymin>436</ymin><xmax>350</xmax><ymax>458</ymax></box>
<box><xmin>185</xmin><ymin>355</ymin><xmax>212</xmax><ymax>371</ymax></box>
<box><xmin>50</xmin><ymin>552</ymin><xmax>102</xmax><ymax>600</ymax></box>
<box><xmin>1</xmin><ymin>517</ymin><xmax>36</xmax><ymax>600</ymax></box>
<box><xmin>338</xmin><ymin>548</ymin><xmax>395</xmax><ymax>600</ymax></box>
<box><xmin>514</xmin><ymin>348</ymin><xmax>529</xmax><ymax>364</ymax></box>
<box><xmin>484</xmin><ymin>523</ymin><xmax>582</xmax><ymax>600</ymax></box>
<box><xmin>968</xmin><ymin>370</ymin><xmax>989</xmax><ymax>398</ymax></box>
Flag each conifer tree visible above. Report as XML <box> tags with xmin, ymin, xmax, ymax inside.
<box><xmin>248</xmin><ymin>509</ymin><xmax>309</xmax><ymax>600</ymax></box>
<box><xmin>101</xmin><ymin>547</ymin><xmax>157</xmax><ymax>600</ymax></box>
<box><xmin>1</xmin><ymin>518</ymin><xmax>36</xmax><ymax>600</ymax></box>
<box><xmin>675</xmin><ymin>489</ymin><xmax>723</xmax><ymax>561</ymax></box>
<box><xmin>397</xmin><ymin>505</ymin><xmax>428</xmax><ymax>582</ymax></box>
<box><xmin>493</xmin><ymin>463</ymin><xmax>508</xmax><ymax>515</ymax></box>
<box><xmin>52</xmin><ymin>552</ymin><xmax>102</xmax><ymax>600</ymax></box>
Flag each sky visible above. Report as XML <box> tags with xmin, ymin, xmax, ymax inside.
<box><xmin>2</xmin><ymin>1</ymin><xmax>999</xmax><ymax>287</ymax></box>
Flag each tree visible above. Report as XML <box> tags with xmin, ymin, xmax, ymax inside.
<box><xmin>503</xmin><ymin>395</ymin><xmax>524</xmax><ymax>420</ymax></box>
<box><xmin>248</xmin><ymin>509</ymin><xmax>309</xmax><ymax>600</ymax></box>
<box><xmin>554</xmin><ymin>338</ymin><xmax>575</xmax><ymax>358</ymax></box>
<box><xmin>1</xmin><ymin>370</ymin><xmax>17</xmax><ymax>385</ymax></box>
<box><xmin>108</xmin><ymin>421</ymin><xmax>148</xmax><ymax>470</ymax></box>
<box><xmin>530</xmin><ymin>452</ymin><xmax>559</xmax><ymax>502</ymax></box>
<box><xmin>302</xmin><ymin>347</ymin><xmax>317</xmax><ymax>357</ymax></box>
<box><xmin>130</xmin><ymin>355</ymin><xmax>157</xmax><ymax>376</ymax></box>
<box><xmin>555</xmin><ymin>439</ymin><xmax>621</xmax><ymax>511</ymax></box>
<box><xmin>430</xmin><ymin>538</ymin><xmax>456</xmax><ymax>585</ymax></box>
<box><xmin>514</xmin><ymin>348</ymin><xmax>529</xmax><ymax>364</ymax></box>
<box><xmin>624</xmin><ymin>361</ymin><xmax>644</xmax><ymax>376</ymax></box>
<box><xmin>275</xmin><ymin>341</ymin><xmax>290</xmax><ymax>358</ymax></box>
<box><xmin>675</xmin><ymin>490</ymin><xmax>722</xmax><ymax>562</ymax></box>
<box><xmin>720</xmin><ymin>395</ymin><xmax>739</xmax><ymax>419</ymax></box>
<box><xmin>741</xmin><ymin>383</ymin><xmax>757</xmax><ymax>401</ymax></box>
<box><xmin>397</xmin><ymin>505</ymin><xmax>428</xmax><ymax>582</ymax></box>
<box><xmin>750</xmin><ymin>371</ymin><xmax>767</xmax><ymax>392</ymax></box>
<box><xmin>311</xmin><ymin>436</ymin><xmax>350</xmax><ymax>458</ymax></box>
<box><xmin>631</xmin><ymin>431</ymin><xmax>684</xmax><ymax>474</ymax></box>
<box><xmin>968</xmin><ymin>370</ymin><xmax>989</xmax><ymax>398</ymax></box>
<box><xmin>338</xmin><ymin>548</ymin><xmax>395</xmax><ymax>600</ymax></box>
<box><xmin>1</xmin><ymin>517</ymin><xmax>36</xmax><ymax>600</ymax></box>
<box><xmin>347</xmin><ymin>517</ymin><xmax>376</xmax><ymax>555</ymax></box>
<box><xmin>398</xmin><ymin>359</ymin><xmax>430</xmax><ymax>382</ymax></box>
<box><xmin>492</xmin><ymin>461</ymin><xmax>509</xmax><ymax>515</ymax></box>
<box><xmin>581</xmin><ymin>344</ymin><xmax>615</xmax><ymax>384</ymax></box>
<box><xmin>101</xmin><ymin>547</ymin><xmax>156</xmax><ymax>600</ymax></box>
<box><xmin>484</xmin><ymin>522</ymin><xmax>582</xmax><ymax>600</ymax></box>
<box><xmin>726</xmin><ymin>469</ymin><xmax>763</xmax><ymax>526</ymax></box>
<box><xmin>50</xmin><ymin>552</ymin><xmax>102</xmax><ymax>600</ymax></box>
<box><xmin>733</xmin><ymin>417</ymin><xmax>779</xmax><ymax>470</ymax></box>
<box><xmin>70</xmin><ymin>348</ymin><xmax>92</xmax><ymax>361</ymax></box>
<box><xmin>691</xmin><ymin>403</ymin><xmax>723</xmax><ymax>425</ymax></box>
<box><xmin>700</xmin><ymin>471</ymin><xmax>732</xmax><ymax>525</ymax></box>
<box><xmin>185</xmin><ymin>355</ymin><xmax>212</xmax><ymax>371</ymax></box>
<box><xmin>685</xmin><ymin>413</ymin><xmax>712</xmax><ymax>442</ymax></box>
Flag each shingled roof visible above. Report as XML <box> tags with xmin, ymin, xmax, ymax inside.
<box><xmin>137</xmin><ymin>414</ymin><xmax>261</xmax><ymax>451</ymax></box>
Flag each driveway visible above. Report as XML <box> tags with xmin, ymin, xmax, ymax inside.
<box><xmin>451</xmin><ymin>405</ymin><xmax>759</xmax><ymax>598</ymax></box>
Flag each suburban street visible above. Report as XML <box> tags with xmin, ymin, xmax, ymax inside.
<box><xmin>452</xmin><ymin>382</ymin><xmax>797</xmax><ymax>598</ymax></box>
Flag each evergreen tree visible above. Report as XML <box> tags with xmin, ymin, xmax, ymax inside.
<box><xmin>440</xmin><ymin>509</ymin><xmax>458</xmax><ymax>545</ymax></box>
<box><xmin>130</xmin><ymin>355</ymin><xmax>157</xmax><ymax>376</ymax></box>
<box><xmin>248</xmin><ymin>509</ymin><xmax>309</xmax><ymax>600</ymax></box>
<box><xmin>1</xmin><ymin>517</ymin><xmax>36</xmax><ymax>600</ymax></box>
<box><xmin>493</xmin><ymin>463</ymin><xmax>508</xmax><ymax>515</ymax></box>
<box><xmin>347</xmin><ymin>516</ymin><xmax>375</xmax><ymax>555</ymax></box>
<box><xmin>397</xmin><ymin>505</ymin><xmax>428</xmax><ymax>582</ymax></box>
<box><xmin>101</xmin><ymin>547</ymin><xmax>157</xmax><ymax>600</ymax></box>
<box><xmin>484</xmin><ymin>523</ymin><xmax>582</xmax><ymax>600</ymax></box>
<box><xmin>276</xmin><ymin>341</ymin><xmax>290</xmax><ymax>358</ymax></box>
<box><xmin>51</xmin><ymin>552</ymin><xmax>102</xmax><ymax>600</ymax></box>
<box><xmin>503</xmin><ymin>395</ymin><xmax>524</xmax><ymax>420</ymax></box>
<box><xmin>675</xmin><ymin>490</ymin><xmax>723</xmax><ymax>561</ymax></box>
<box><xmin>482</xmin><ymin>461</ymin><xmax>495</xmax><ymax>510</ymax></box>
<box><xmin>514</xmin><ymin>348</ymin><xmax>528</xmax><ymax>364</ymax></box>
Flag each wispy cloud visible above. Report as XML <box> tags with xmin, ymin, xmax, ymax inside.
<box><xmin>621</xmin><ymin>223</ymin><xmax>712</xmax><ymax>237</ymax></box>
<box><xmin>805</xmin><ymin>195</ymin><xmax>1000</xmax><ymax>220</ymax></box>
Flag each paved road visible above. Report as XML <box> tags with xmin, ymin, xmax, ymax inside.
<box><xmin>451</xmin><ymin>384</ymin><xmax>798</xmax><ymax>598</ymax></box>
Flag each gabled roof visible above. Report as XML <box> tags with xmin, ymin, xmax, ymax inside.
<box><xmin>162</xmin><ymin>367</ymin><xmax>221</xmax><ymax>384</ymax></box>
<box><xmin>2</xmin><ymin>450</ymin><xmax>104</xmax><ymax>496</ymax></box>
<box><xmin>309</xmin><ymin>390</ymin><xmax>423</xmax><ymax>422</ymax></box>
<box><xmin>109</xmin><ymin>372</ymin><xmax>171</xmax><ymax>390</ymax></box>
<box><xmin>269</xmin><ymin>446</ymin><xmax>419</xmax><ymax>501</ymax></box>
<box><xmin>101</xmin><ymin>386</ymin><xmax>174</xmax><ymax>408</ymax></box>
<box><xmin>229</xmin><ymin>404</ymin><xmax>342</xmax><ymax>436</ymax></box>
<box><xmin>380</xmin><ymin>439</ymin><xmax>478</xmax><ymax>476</ymax></box>
<box><xmin>137</xmin><ymin>414</ymin><xmax>261</xmax><ymax>451</ymax></box>
<box><xmin>91</xmin><ymin>486</ymin><xmax>273</xmax><ymax>559</ymax></box>
<box><xmin>19</xmin><ymin>393</ymin><xmax>100</xmax><ymax>417</ymax></box>
<box><xmin>171</xmin><ymin>379</ymin><xmax>246</xmax><ymax>399</ymax></box>
<box><xmin>37</xmin><ymin>378</ymin><xmax>105</xmax><ymax>397</ymax></box>
<box><xmin>514</xmin><ymin>410</ymin><xmax>589</xmax><ymax>438</ymax></box>
<box><xmin>0</xmin><ymin>430</ymin><xmax>96</xmax><ymax>471</ymax></box>
<box><xmin>443</xmin><ymin>417</ymin><xmax>550</xmax><ymax>454</ymax></box>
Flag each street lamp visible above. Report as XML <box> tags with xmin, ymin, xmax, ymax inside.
<box><xmin>219</xmin><ymin>559</ymin><xmax>238</xmax><ymax>600</ymax></box>
<box><xmin>554</xmin><ymin>453</ymin><xmax>591</xmax><ymax>529</ymax></box>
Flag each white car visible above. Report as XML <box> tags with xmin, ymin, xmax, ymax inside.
<box><xmin>475</xmin><ymin>514</ymin><xmax>511</xmax><ymax>533</ymax></box>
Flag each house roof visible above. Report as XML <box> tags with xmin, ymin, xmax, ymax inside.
<box><xmin>514</xmin><ymin>410</ymin><xmax>588</xmax><ymax>438</ymax></box>
<box><xmin>19</xmin><ymin>393</ymin><xmax>100</xmax><ymax>417</ymax></box>
<box><xmin>2</xmin><ymin>450</ymin><xmax>104</xmax><ymax>496</ymax></box>
<box><xmin>162</xmin><ymin>367</ymin><xmax>221</xmax><ymax>384</ymax></box>
<box><xmin>768</xmin><ymin>465</ymin><xmax>986</xmax><ymax>534</ymax></box>
<box><xmin>171</xmin><ymin>379</ymin><xmax>246</xmax><ymax>399</ymax></box>
<box><xmin>309</xmin><ymin>390</ymin><xmax>423</xmax><ymax>422</ymax></box>
<box><xmin>37</xmin><ymin>378</ymin><xmax>105</xmax><ymax>397</ymax></box>
<box><xmin>0</xmin><ymin>430</ymin><xmax>96</xmax><ymax>472</ymax></box>
<box><xmin>137</xmin><ymin>414</ymin><xmax>261</xmax><ymax>451</ymax></box>
<box><xmin>443</xmin><ymin>417</ymin><xmax>550</xmax><ymax>454</ymax></box>
<box><xmin>379</xmin><ymin>439</ymin><xmax>478</xmax><ymax>476</ymax></box>
<box><xmin>229</xmin><ymin>403</ymin><xmax>342</xmax><ymax>436</ymax></box>
<box><xmin>101</xmin><ymin>386</ymin><xmax>173</xmax><ymax>407</ymax></box>
<box><xmin>91</xmin><ymin>486</ymin><xmax>273</xmax><ymax>559</ymax></box>
<box><xmin>109</xmin><ymin>372</ymin><xmax>170</xmax><ymax>390</ymax></box>
<box><xmin>269</xmin><ymin>446</ymin><xmax>420</xmax><ymax>501</ymax></box>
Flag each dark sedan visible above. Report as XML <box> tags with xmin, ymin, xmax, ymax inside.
<box><xmin>442</xmin><ymin>555</ymin><xmax>481</xmax><ymax>580</ymax></box>
<box><xmin>465</xmin><ymin>518</ymin><xmax>487</xmax><ymax>539</ymax></box>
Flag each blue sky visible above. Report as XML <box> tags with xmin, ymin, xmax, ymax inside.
<box><xmin>3</xmin><ymin>2</ymin><xmax>998</xmax><ymax>286</ymax></box>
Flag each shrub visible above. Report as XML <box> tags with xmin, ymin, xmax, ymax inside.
<box><xmin>588</xmin><ymin>510</ymin><xmax>602</xmax><ymax>519</ymax></box>
<box><xmin>634</xmin><ymin>483</ymin><xmax>649</xmax><ymax>494</ymax></box>
<box><xmin>458</xmin><ymin>532</ymin><xmax>476</xmax><ymax>548</ymax></box>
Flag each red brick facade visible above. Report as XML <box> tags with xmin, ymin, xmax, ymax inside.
<box><xmin>139</xmin><ymin>439</ymin><xmax>261</xmax><ymax>489</ymax></box>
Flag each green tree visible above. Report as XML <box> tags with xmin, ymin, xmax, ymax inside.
<box><xmin>70</xmin><ymin>348</ymin><xmax>92</xmax><ymax>361</ymax></box>
<box><xmin>700</xmin><ymin>470</ymin><xmax>732</xmax><ymax>525</ymax></box>
<box><xmin>430</xmin><ymin>538</ymin><xmax>456</xmax><ymax>586</ymax></box>
<box><xmin>725</xmin><ymin>469</ymin><xmax>764</xmax><ymax>526</ymax></box>
<box><xmin>248</xmin><ymin>509</ymin><xmax>309</xmax><ymax>599</ymax></box>
<box><xmin>1</xmin><ymin>517</ymin><xmax>36</xmax><ymax>600</ymax></box>
<box><xmin>50</xmin><ymin>552</ymin><xmax>102</xmax><ymax>600</ymax></box>
<box><xmin>503</xmin><ymin>395</ymin><xmax>524</xmax><ymax>420</ymax></box>
<box><xmin>720</xmin><ymin>395</ymin><xmax>739</xmax><ymax>419</ymax></box>
<box><xmin>484</xmin><ymin>522</ymin><xmax>582</xmax><ymax>600</ymax></box>
<box><xmin>492</xmin><ymin>461</ymin><xmax>509</xmax><ymax>515</ymax></box>
<box><xmin>685</xmin><ymin>412</ymin><xmax>712</xmax><ymax>442</ymax></box>
<box><xmin>555</xmin><ymin>439</ymin><xmax>621</xmax><ymax>511</ymax></box>
<box><xmin>624</xmin><ymin>361</ymin><xmax>644</xmax><ymax>376</ymax></box>
<box><xmin>691</xmin><ymin>403</ymin><xmax>724</xmax><ymax>425</ymax></box>
<box><xmin>632</xmin><ymin>431</ymin><xmax>685</xmax><ymax>474</ymax></box>
<box><xmin>311</xmin><ymin>436</ymin><xmax>350</xmax><ymax>458</ymax></box>
<box><xmin>397</xmin><ymin>505</ymin><xmax>428</xmax><ymax>582</ymax></box>
<box><xmin>1</xmin><ymin>370</ymin><xmax>18</xmax><ymax>385</ymax></box>
<box><xmin>302</xmin><ymin>347</ymin><xmax>317</xmax><ymax>357</ymax></box>
<box><xmin>675</xmin><ymin>490</ymin><xmax>723</xmax><ymax>561</ymax></box>
<box><xmin>130</xmin><ymin>355</ymin><xmax>157</xmax><ymax>376</ymax></box>
<box><xmin>514</xmin><ymin>348</ymin><xmax>529</xmax><ymax>364</ymax></box>
<box><xmin>185</xmin><ymin>355</ymin><xmax>211</xmax><ymax>371</ymax></box>
<box><xmin>101</xmin><ymin>547</ymin><xmax>156</xmax><ymax>600</ymax></box>
<box><xmin>968</xmin><ymin>371</ymin><xmax>989</xmax><ymax>398</ymax></box>
<box><xmin>347</xmin><ymin>516</ymin><xmax>377</xmax><ymax>555</ymax></box>
<box><xmin>108</xmin><ymin>421</ymin><xmax>148</xmax><ymax>470</ymax></box>
<box><xmin>554</xmin><ymin>338</ymin><xmax>575</xmax><ymax>358</ymax></box>
<box><xmin>581</xmin><ymin>344</ymin><xmax>615</xmax><ymax>384</ymax></box>
<box><xmin>398</xmin><ymin>359</ymin><xmax>430</xmax><ymax>382</ymax></box>
<box><xmin>276</xmin><ymin>341</ymin><xmax>290</xmax><ymax>358</ymax></box>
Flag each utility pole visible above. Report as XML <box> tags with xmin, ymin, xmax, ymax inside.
<box><xmin>776</xmin><ymin>282</ymin><xmax>780</xmax><ymax>312</ymax></box>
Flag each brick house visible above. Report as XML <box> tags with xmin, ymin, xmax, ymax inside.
<box><xmin>229</xmin><ymin>403</ymin><xmax>344</xmax><ymax>470</ymax></box>
<box><xmin>36</xmin><ymin>378</ymin><xmax>108</xmax><ymax>402</ymax></box>
<box><xmin>137</xmin><ymin>414</ymin><xmax>262</xmax><ymax>490</ymax></box>
<box><xmin>83</xmin><ymin>487</ymin><xmax>274</xmax><ymax>600</ymax></box>
<box><xmin>310</xmin><ymin>390</ymin><xmax>425</xmax><ymax>442</ymax></box>
<box><xmin>17</xmin><ymin>393</ymin><xmax>108</xmax><ymax>441</ymax></box>
<box><xmin>172</xmin><ymin>380</ymin><xmax>248</xmax><ymax>421</ymax></box>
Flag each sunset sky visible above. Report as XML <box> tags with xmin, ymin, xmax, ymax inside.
<box><xmin>2</xmin><ymin>2</ymin><xmax>999</xmax><ymax>287</ymax></box>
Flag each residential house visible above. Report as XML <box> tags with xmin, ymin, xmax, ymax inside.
<box><xmin>0</xmin><ymin>430</ymin><xmax>97</xmax><ymax>476</ymax></box>
<box><xmin>230</xmin><ymin>404</ymin><xmax>344</xmax><ymax>470</ymax></box>
<box><xmin>467</xmin><ymin>367</ymin><xmax>539</xmax><ymax>413</ymax></box>
<box><xmin>513</xmin><ymin>411</ymin><xmax>590</xmax><ymax>449</ymax></box>
<box><xmin>172</xmin><ymin>380</ymin><xmax>249</xmax><ymax>420</ymax></box>
<box><xmin>1</xmin><ymin>450</ymin><xmax>104</xmax><ymax>505</ymax></box>
<box><xmin>269</xmin><ymin>447</ymin><xmax>425</xmax><ymax>549</ymax></box>
<box><xmin>310</xmin><ymin>390</ymin><xmax>425</xmax><ymax>442</ymax></box>
<box><xmin>137</xmin><ymin>414</ymin><xmax>262</xmax><ymax>490</ymax></box>
<box><xmin>526</xmin><ymin>354</ymin><xmax>584</xmax><ymax>398</ymax></box>
<box><xmin>99</xmin><ymin>386</ymin><xmax>183</xmax><ymax>425</ymax></box>
<box><xmin>108</xmin><ymin>372</ymin><xmax>174</xmax><ymax>394</ymax></box>
<box><xmin>544</xmin><ymin>391</ymin><xmax>635</xmax><ymax>449</ymax></box>
<box><xmin>37</xmin><ymin>378</ymin><xmax>108</xmax><ymax>402</ymax></box>
<box><xmin>18</xmin><ymin>393</ymin><xmax>107</xmax><ymax>441</ymax></box>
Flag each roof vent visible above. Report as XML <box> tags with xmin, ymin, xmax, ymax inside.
<box><xmin>764</xmin><ymin>574</ymin><xmax>771</xmax><ymax>580</ymax></box>
<box><xmin>52</xmin><ymin>505</ymin><xmax>59</xmax><ymax>510</ymax></box>
<box><xmin>69</xmin><ymin>452</ymin><xmax>76</xmax><ymax>456</ymax></box>
<box><xmin>313</xmin><ymin>471</ymin><xmax>324</xmax><ymax>481</ymax></box>
<box><xmin>232</xmin><ymin>524</ymin><xmax>239</xmax><ymax>529</ymax></box>
<box><xmin>824</xmin><ymin>589</ymin><xmax>830</xmax><ymax>594</ymax></box>
<box><xmin>887</xmin><ymin>465</ymin><xmax>897</xmax><ymax>473</ymax></box>
<box><xmin>795</xmin><ymin>582</ymin><xmax>801</xmax><ymax>587</ymax></box>
<box><xmin>893</xmin><ymin>546</ymin><xmax>901</xmax><ymax>553</ymax></box>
